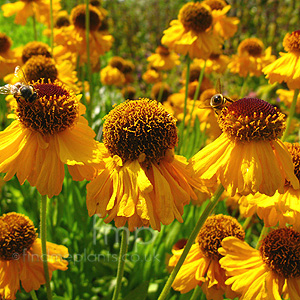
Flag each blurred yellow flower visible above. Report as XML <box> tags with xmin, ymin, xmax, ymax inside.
<box><xmin>263</xmin><ymin>31</ymin><xmax>300</xmax><ymax>89</ymax></box>
<box><xmin>229</xmin><ymin>38</ymin><xmax>276</xmax><ymax>77</ymax></box>
<box><xmin>86</xmin><ymin>99</ymin><xmax>202</xmax><ymax>231</ymax></box>
<box><xmin>276</xmin><ymin>88</ymin><xmax>300</xmax><ymax>114</ymax></box>
<box><xmin>1</xmin><ymin>0</ymin><xmax>61</xmax><ymax>26</ymax></box>
<box><xmin>0</xmin><ymin>212</ymin><xmax>68</xmax><ymax>300</ymax></box>
<box><xmin>0</xmin><ymin>80</ymin><xmax>101</xmax><ymax>198</ymax></box>
<box><xmin>147</xmin><ymin>45</ymin><xmax>180</xmax><ymax>71</ymax></box>
<box><xmin>142</xmin><ymin>68</ymin><xmax>162</xmax><ymax>84</ymax></box>
<box><xmin>189</xmin><ymin>97</ymin><xmax>299</xmax><ymax>196</ymax></box>
<box><xmin>204</xmin><ymin>0</ymin><xmax>239</xmax><ymax>39</ymax></box>
<box><xmin>169</xmin><ymin>215</ymin><xmax>244</xmax><ymax>299</ymax></box>
<box><xmin>100</xmin><ymin>65</ymin><xmax>126</xmax><ymax>86</ymax></box>
<box><xmin>193</xmin><ymin>53</ymin><xmax>230</xmax><ymax>74</ymax></box>
<box><xmin>161</xmin><ymin>2</ymin><xmax>222</xmax><ymax>59</ymax></box>
<box><xmin>220</xmin><ymin>228</ymin><xmax>300</xmax><ymax>300</ymax></box>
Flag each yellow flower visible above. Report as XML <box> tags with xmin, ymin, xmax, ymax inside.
<box><xmin>169</xmin><ymin>215</ymin><xmax>244</xmax><ymax>299</ymax></box>
<box><xmin>151</xmin><ymin>82</ymin><xmax>171</xmax><ymax>103</ymax></box>
<box><xmin>147</xmin><ymin>45</ymin><xmax>180</xmax><ymax>71</ymax></box>
<box><xmin>193</xmin><ymin>52</ymin><xmax>230</xmax><ymax>74</ymax></box>
<box><xmin>276</xmin><ymin>88</ymin><xmax>300</xmax><ymax>114</ymax></box>
<box><xmin>203</xmin><ymin>0</ymin><xmax>239</xmax><ymax>39</ymax></box>
<box><xmin>0</xmin><ymin>80</ymin><xmax>101</xmax><ymax>198</ymax></box>
<box><xmin>189</xmin><ymin>97</ymin><xmax>299</xmax><ymax>196</ymax></box>
<box><xmin>1</xmin><ymin>0</ymin><xmax>61</xmax><ymax>26</ymax></box>
<box><xmin>100</xmin><ymin>65</ymin><xmax>126</xmax><ymax>86</ymax></box>
<box><xmin>229</xmin><ymin>38</ymin><xmax>276</xmax><ymax>77</ymax></box>
<box><xmin>0</xmin><ymin>212</ymin><xmax>68</xmax><ymax>300</ymax></box>
<box><xmin>263</xmin><ymin>31</ymin><xmax>300</xmax><ymax>89</ymax></box>
<box><xmin>239</xmin><ymin>142</ymin><xmax>300</xmax><ymax>229</ymax></box>
<box><xmin>86</xmin><ymin>99</ymin><xmax>202</xmax><ymax>231</ymax></box>
<box><xmin>142</xmin><ymin>68</ymin><xmax>162</xmax><ymax>84</ymax></box>
<box><xmin>54</xmin><ymin>4</ymin><xmax>113</xmax><ymax>66</ymax></box>
<box><xmin>0</xmin><ymin>33</ymin><xmax>22</xmax><ymax>79</ymax></box>
<box><xmin>161</xmin><ymin>2</ymin><xmax>222</xmax><ymax>59</ymax></box>
<box><xmin>219</xmin><ymin>228</ymin><xmax>300</xmax><ymax>300</ymax></box>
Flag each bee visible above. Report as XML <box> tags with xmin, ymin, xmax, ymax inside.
<box><xmin>0</xmin><ymin>66</ymin><xmax>38</xmax><ymax>103</ymax></box>
<box><xmin>199</xmin><ymin>79</ymin><xmax>235</xmax><ymax>115</ymax></box>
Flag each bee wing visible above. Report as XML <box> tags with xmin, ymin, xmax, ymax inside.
<box><xmin>14</xmin><ymin>66</ymin><xmax>28</xmax><ymax>84</ymax></box>
<box><xmin>198</xmin><ymin>97</ymin><xmax>212</xmax><ymax>109</ymax></box>
<box><xmin>0</xmin><ymin>84</ymin><xmax>13</xmax><ymax>95</ymax></box>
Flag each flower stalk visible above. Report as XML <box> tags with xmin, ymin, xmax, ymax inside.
<box><xmin>157</xmin><ymin>183</ymin><xmax>225</xmax><ymax>300</ymax></box>
<box><xmin>112</xmin><ymin>229</ymin><xmax>129</xmax><ymax>300</ymax></box>
<box><xmin>40</xmin><ymin>194</ymin><xmax>52</xmax><ymax>300</ymax></box>
<box><xmin>282</xmin><ymin>88</ymin><xmax>299</xmax><ymax>141</ymax></box>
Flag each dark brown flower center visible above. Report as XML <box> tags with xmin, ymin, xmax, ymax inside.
<box><xmin>109</xmin><ymin>56</ymin><xmax>126</xmax><ymax>72</ymax></box>
<box><xmin>260</xmin><ymin>228</ymin><xmax>300</xmax><ymax>278</ymax></box>
<box><xmin>71</xmin><ymin>4</ymin><xmax>102</xmax><ymax>31</ymax></box>
<box><xmin>238</xmin><ymin>38</ymin><xmax>264</xmax><ymax>57</ymax></box>
<box><xmin>204</xmin><ymin>0</ymin><xmax>227</xmax><ymax>10</ymax></box>
<box><xmin>22</xmin><ymin>41</ymin><xmax>52</xmax><ymax>64</ymax></box>
<box><xmin>196</xmin><ymin>214</ymin><xmax>245</xmax><ymax>260</ymax></box>
<box><xmin>179</xmin><ymin>2</ymin><xmax>213</xmax><ymax>33</ymax></box>
<box><xmin>103</xmin><ymin>99</ymin><xmax>178</xmax><ymax>166</ymax></box>
<box><xmin>283</xmin><ymin>30</ymin><xmax>300</xmax><ymax>53</ymax></box>
<box><xmin>0</xmin><ymin>213</ymin><xmax>37</xmax><ymax>261</ymax></box>
<box><xmin>24</xmin><ymin>55</ymin><xmax>58</xmax><ymax>82</ymax></box>
<box><xmin>218</xmin><ymin>98</ymin><xmax>286</xmax><ymax>142</ymax></box>
<box><xmin>16</xmin><ymin>80</ymin><xmax>79</xmax><ymax>135</ymax></box>
<box><xmin>284</xmin><ymin>143</ymin><xmax>300</xmax><ymax>183</ymax></box>
<box><xmin>0</xmin><ymin>33</ymin><xmax>12</xmax><ymax>54</ymax></box>
<box><xmin>157</xmin><ymin>45</ymin><xmax>170</xmax><ymax>56</ymax></box>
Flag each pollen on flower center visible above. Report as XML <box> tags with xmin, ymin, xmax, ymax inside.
<box><xmin>196</xmin><ymin>215</ymin><xmax>245</xmax><ymax>260</ymax></box>
<box><xmin>238</xmin><ymin>38</ymin><xmax>264</xmax><ymax>57</ymax></box>
<box><xmin>0</xmin><ymin>33</ymin><xmax>12</xmax><ymax>54</ymax></box>
<box><xmin>16</xmin><ymin>80</ymin><xmax>79</xmax><ymax>135</ymax></box>
<box><xmin>102</xmin><ymin>99</ymin><xmax>178</xmax><ymax>166</ymax></box>
<box><xmin>71</xmin><ymin>4</ymin><xmax>102</xmax><ymax>31</ymax></box>
<box><xmin>218</xmin><ymin>98</ymin><xmax>286</xmax><ymax>142</ymax></box>
<box><xmin>179</xmin><ymin>2</ymin><xmax>213</xmax><ymax>33</ymax></box>
<box><xmin>24</xmin><ymin>55</ymin><xmax>58</xmax><ymax>82</ymax></box>
<box><xmin>283</xmin><ymin>30</ymin><xmax>300</xmax><ymax>53</ymax></box>
<box><xmin>260</xmin><ymin>228</ymin><xmax>300</xmax><ymax>278</ymax></box>
<box><xmin>0</xmin><ymin>212</ymin><xmax>37</xmax><ymax>261</ymax></box>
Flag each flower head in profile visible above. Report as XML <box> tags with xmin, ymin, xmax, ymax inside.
<box><xmin>161</xmin><ymin>2</ymin><xmax>222</xmax><ymax>59</ymax></box>
<box><xmin>54</xmin><ymin>4</ymin><xmax>113</xmax><ymax>66</ymax></box>
<box><xmin>0</xmin><ymin>212</ymin><xmax>68</xmax><ymax>300</ymax></box>
<box><xmin>189</xmin><ymin>97</ymin><xmax>299</xmax><ymax>196</ymax></box>
<box><xmin>229</xmin><ymin>38</ymin><xmax>276</xmax><ymax>77</ymax></box>
<box><xmin>100</xmin><ymin>65</ymin><xmax>126</xmax><ymax>86</ymax></box>
<box><xmin>193</xmin><ymin>52</ymin><xmax>230</xmax><ymax>74</ymax></box>
<box><xmin>263</xmin><ymin>30</ymin><xmax>300</xmax><ymax>89</ymax></box>
<box><xmin>219</xmin><ymin>227</ymin><xmax>300</xmax><ymax>300</ymax></box>
<box><xmin>1</xmin><ymin>0</ymin><xmax>61</xmax><ymax>26</ymax></box>
<box><xmin>147</xmin><ymin>45</ymin><xmax>180</xmax><ymax>71</ymax></box>
<box><xmin>0</xmin><ymin>79</ymin><xmax>101</xmax><ymax>198</ymax></box>
<box><xmin>169</xmin><ymin>214</ymin><xmax>244</xmax><ymax>299</ymax></box>
<box><xmin>0</xmin><ymin>33</ymin><xmax>22</xmax><ymax>79</ymax></box>
<box><xmin>239</xmin><ymin>142</ymin><xmax>300</xmax><ymax>230</ymax></box>
<box><xmin>86</xmin><ymin>99</ymin><xmax>202</xmax><ymax>231</ymax></box>
<box><xmin>203</xmin><ymin>0</ymin><xmax>239</xmax><ymax>40</ymax></box>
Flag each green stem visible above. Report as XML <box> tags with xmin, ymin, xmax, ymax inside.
<box><xmin>157</xmin><ymin>184</ymin><xmax>225</xmax><ymax>300</ymax></box>
<box><xmin>186</xmin><ymin>60</ymin><xmax>207</xmax><ymax>132</ymax></box>
<box><xmin>281</xmin><ymin>88</ymin><xmax>299</xmax><ymax>142</ymax></box>
<box><xmin>239</xmin><ymin>75</ymin><xmax>249</xmax><ymax>98</ymax></box>
<box><xmin>157</xmin><ymin>79</ymin><xmax>165</xmax><ymax>103</ymax></box>
<box><xmin>178</xmin><ymin>56</ymin><xmax>191</xmax><ymax>152</ymax></box>
<box><xmin>255</xmin><ymin>226</ymin><xmax>269</xmax><ymax>250</ymax></box>
<box><xmin>30</xmin><ymin>290</ymin><xmax>39</xmax><ymax>300</ymax></box>
<box><xmin>40</xmin><ymin>194</ymin><xmax>52</xmax><ymax>300</ymax></box>
<box><xmin>32</xmin><ymin>14</ymin><xmax>37</xmax><ymax>41</ymax></box>
<box><xmin>242</xmin><ymin>216</ymin><xmax>252</xmax><ymax>230</ymax></box>
<box><xmin>85</xmin><ymin>1</ymin><xmax>93</xmax><ymax>122</ymax></box>
<box><xmin>112</xmin><ymin>229</ymin><xmax>129</xmax><ymax>300</ymax></box>
<box><xmin>190</xmin><ymin>285</ymin><xmax>202</xmax><ymax>300</ymax></box>
<box><xmin>49</xmin><ymin>0</ymin><xmax>54</xmax><ymax>56</ymax></box>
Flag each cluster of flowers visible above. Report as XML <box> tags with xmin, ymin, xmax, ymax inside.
<box><xmin>1</xmin><ymin>0</ymin><xmax>300</xmax><ymax>299</ymax></box>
